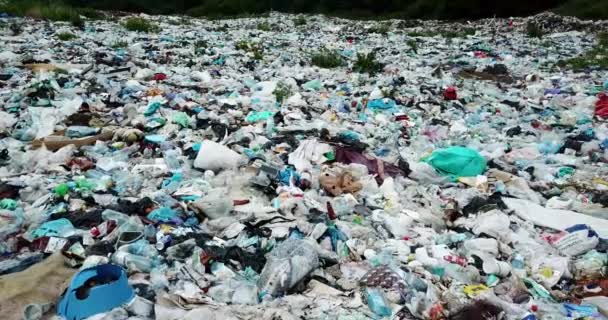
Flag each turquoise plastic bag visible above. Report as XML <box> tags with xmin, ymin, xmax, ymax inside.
<box><xmin>171</xmin><ymin>112</ymin><xmax>190</xmax><ymax>128</ymax></box>
<box><xmin>30</xmin><ymin>218</ymin><xmax>75</xmax><ymax>239</ymax></box>
<box><xmin>367</xmin><ymin>99</ymin><xmax>396</xmax><ymax>111</ymax></box>
<box><xmin>147</xmin><ymin>207</ymin><xmax>181</xmax><ymax>224</ymax></box>
<box><xmin>302</xmin><ymin>79</ymin><xmax>322</xmax><ymax>91</ymax></box>
<box><xmin>144</xmin><ymin>101</ymin><xmax>161</xmax><ymax>116</ymax></box>
<box><xmin>423</xmin><ymin>146</ymin><xmax>487</xmax><ymax>178</ymax></box>
<box><xmin>246</xmin><ymin>111</ymin><xmax>275</xmax><ymax>123</ymax></box>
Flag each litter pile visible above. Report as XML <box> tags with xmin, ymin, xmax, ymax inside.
<box><xmin>0</xmin><ymin>10</ymin><xmax>607</xmax><ymax>320</ymax></box>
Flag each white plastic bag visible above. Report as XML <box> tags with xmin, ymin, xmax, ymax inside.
<box><xmin>194</xmin><ymin>140</ymin><xmax>243</xmax><ymax>171</ymax></box>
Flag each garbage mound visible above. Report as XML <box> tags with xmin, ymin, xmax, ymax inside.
<box><xmin>0</xmin><ymin>11</ymin><xmax>607</xmax><ymax>320</ymax></box>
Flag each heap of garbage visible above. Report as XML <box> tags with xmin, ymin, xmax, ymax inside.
<box><xmin>0</xmin><ymin>10</ymin><xmax>607</xmax><ymax>320</ymax></box>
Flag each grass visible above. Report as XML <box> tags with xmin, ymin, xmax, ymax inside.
<box><xmin>167</xmin><ymin>17</ymin><xmax>192</xmax><ymax>26</ymax></box>
<box><xmin>600</xmin><ymin>32</ymin><xmax>608</xmax><ymax>47</ymax></box>
<box><xmin>273</xmin><ymin>81</ymin><xmax>292</xmax><ymax>104</ymax></box>
<box><xmin>407</xmin><ymin>39</ymin><xmax>418</xmax><ymax>53</ymax></box>
<box><xmin>194</xmin><ymin>39</ymin><xmax>208</xmax><ymax>53</ymax></box>
<box><xmin>354</xmin><ymin>52</ymin><xmax>384</xmax><ymax>74</ymax></box>
<box><xmin>0</xmin><ymin>0</ymin><xmax>103</xmax><ymax>24</ymax></box>
<box><xmin>214</xmin><ymin>24</ymin><xmax>228</xmax><ymax>32</ymax></box>
<box><xmin>257</xmin><ymin>21</ymin><xmax>272</xmax><ymax>32</ymax></box>
<box><xmin>311</xmin><ymin>49</ymin><xmax>346</xmax><ymax>68</ymax></box>
<box><xmin>369</xmin><ymin>23</ymin><xmax>391</xmax><ymax>34</ymax></box>
<box><xmin>526</xmin><ymin>22</ymin><xmax>544</xmax><ymax>38</ymax></box>
<box><xmin>408</xmin><ymin>28</ymin><xmax>474</xmax><ymax>38</ymax></box>
<box><xmin>235</xmin><ymin>40</ymin><xmax>264</xmax><ymax>60</ymax></box>
<box><xmin>187</xmin><ymin>8</ymin><xmax>270</xmax><ymax>20</ymax></box>
<box><xmin>57</xmin><ymin>32</ymin><xmax>77</xmax><ymax>41</ymax></box>
<box><xmin>123</xmin><ymin>17</ymin><xmax>160</xmax><ymax>33</ymax></box>
<box><xmin>293</xmin><ymin>16</ymin><xmax>307</xmax><ymax>26</ymax></box>
<box><xmin>9</xmin><ymin>22</ymin><xmax>22</xmax><ymax>35</ymax></box>
<box><xmin>112</xmin><ymin>40</ymin><xmax>128</xmax><ymax>48</ymax></box>
<box><xmin>442</xmin><ymin>28</ymin><xmax>475</xmax><ymax>38</ymax></box>
<box><xmin>235</xmin><ymin>40</ymin><xmax>251</xmax><ymax>51</ymax></box>
<box><xmin>556</xmin><ymin>32</ymin><xmax>608</xmax><ymax>71</ymax></box>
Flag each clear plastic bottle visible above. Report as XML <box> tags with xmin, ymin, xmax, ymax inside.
<box><xmin>112</xmin><ymin>251</ymin><xmax>158</xmax><ymax>273</ymax></box>
<box><xmin>117</xmin><ymin>240</ymin><xmax>158</xmax><ymax>258</ymax></box>
<box><xmin>511</xmin><ymin>254</ymin><xmax>526</xmax><ymax>278</ymax></box>
<box><xmin>163</xmin><ymin>149</ymin><xmax>182</xmax><ymax>172</ymax></box>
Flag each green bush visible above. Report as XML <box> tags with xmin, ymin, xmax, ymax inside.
<box><xmin>0</xmin><ymin>0</ymin><xmax>103</xmax><ymax>24</ymax></box>
<box><xmin>599</xmin><ymin>32</ymin><xmax>608</xmax><ymax>47</ymax></box>
<box><xmin>123</xmin><ymin>17</ymin><xmax>159</xmax><ymax>33</ymax></box>
<box><xmin>252</xmin><ymin>49</ymin><xmax>264</xmax><ymax>60</ymax></box>
<box><xmin>235</xmin><ymin>40</ymin><xmax>251</xmax><ymax>51</ymax></box>
<box><xmin>407</xmin><ymin>39</ymin><xmax>418</xmax><ymax>53</ymax></box>
<box><xmin>408</xmin><ymin>28</ymin><xmax>474</xmax><ymax>38</ymax></box>
<box><xmin>556</xmin><ymin>33</ymin><xmax>608</xmax><ymax>70</ymax></box>
<box><xmin>111</xmin><ymin>40</ymin><xmax>128</xmax><ymax>48</ymax></box>
<box><xmin>408</xmin><ymin>30</ymin><xmax>440</xmax><ymax>37</ymax></box>
<box><xmin>353</xmin><ymin>52</ymin><xmax>384</xmax><ymax>74</ymax></box>
<box><xmin>194</xmin><ymin>39</ymin><xmax>208</xmax><ymax>53</ymax></box>
<box><xmin>57</xmin><ymin>32</ymin><xmax>77</xmax><ymax>41</ymax></box>
<box><xmin>369</xmin><ymin>23</ymin><xmax>390</xmax><ymax>34</ymax></box>
<box><xmin>442</xmin><ymin>28</ymin><xmax>475</xmax><ymax>38</ymax></box>
<box><xmin>526</xmin><ymin>22</ymin><xmax>543</xmax><ymax>38</ymax></box>
<box><xmin>235</xmin><ymin>40</ymin><xmax>264</xmax><ymax>60</ymax></box>
<box><xmin>311</xmin><ymin>49</ymin><xmax>345</xmax><ymax>68</ymax></box>
<box><xmin>257</xmin><ymin>22</ymin><xmax>272</xmax><ymax>31</ymax></box>
<box><xmin>9</xmin><ymin>22</ymin><xmax>22</xmax><ymax>35</ymax></box>
<box><xmin>273</xmin><ymin>81</ymin><xmax>292</xmax><ymax>103</ymax></box>
<box><xmin>293</xmin><ymin>16</ymin><xmax>307</xmax><ymax>26</ymax></box>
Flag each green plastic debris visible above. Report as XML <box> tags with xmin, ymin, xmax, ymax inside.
<box><xmin>0</xmin><ymin>199</ymin><xmax>17</xmax><ymax>210</ymax></box>
<box><xmin>486</xmin><ymin>274</ymin><xmax>499</xmax><ymax>287</ymax></box>
<box><xmin>171</xmin><ymin>112</ymin><xmax>190</xmax><ymax>128</ymax></box>
<box><xmin>144</xmin><ymin>101</ymin><xmax>162</xmax><ymax>116</ymax></box>
<box><xmin>323</xmin><ymin>151</ymin><xmax>335</xmax><ymax>161</ymax></box>
<box><xmin>302</xmin><ymin>79</ymin><xmax>322</xmax><ymax>91</ymax></box>
<box><xmin>145</xmin><ymin>117</ymin><xmax>167</xmax><ymax>130</ymax></box>
<box><xmin>557</xmin><ymin>167</ymin><xmax>574</xmax><ymax>177</ymax></box>
<box><xmin>430</xmin><ymin>266</ymin><xmax>445</xmax><ymax>277</ymax></box>
<box><xmin>423</xmin><ymin>146</ymin><xmax>487</xmax><ymax>179</ymax></box>
<box><xmin>523</xmin><ymin>278</ymin><xmax>556</xmax><ymax>302</ymax></box>
<box><xmin>246</xmin><ymin>111</ymin><xmax>275</xmax><ymax>123</ymax></box>
<box><xmin>144</xmin><ymin>134</ymin><xmax>167</xmax><ymax>144</ymax></box>
<box><xmin>54</xmin><ymin>183</ymin><xmax>69</xmax><ymax>197</ymax></box>
<box><xmin>75</xmin><ymin>178</ymin><xmax>95</xmax><ymax>192</ymax></box>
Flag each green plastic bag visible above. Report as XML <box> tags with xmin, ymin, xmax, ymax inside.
<box><xmin>302</xmin><ymin>79</ymin><xmax>322</xmax><ymax>91</ymax></box>
<box><xmin>172</xmin><ymin>112</ymin><xmax>190</xmax><ymax>128</ymax></box>
<box><xmin>423</xmin><ymin>146</ymin><xmax>486</xmax><ymax>178</ymax></box>
<box><xmin>144</xmin><ymin>101</ymin><xmax>161</xmax><ymax>116</ymax></box>
<box><xmin>246</xmin><ymin>111</ymin><xmax>275</xmax><ymax>123</ymax></box>
<box><xmin>0</xmin><ymin>199</ymin><xmax>17</xmax><ymax>210</ymax></box>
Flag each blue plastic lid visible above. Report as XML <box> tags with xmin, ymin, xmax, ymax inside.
<box><xmin>57</xmin><ymin>264</ymin><xmax>134</xmax><ymax>320</ymax></box>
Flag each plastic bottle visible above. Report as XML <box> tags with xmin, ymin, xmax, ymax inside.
<box><xmin>163</xmin><ymin>149</ymin><xmax>182</xmax><ymax>172</ymax></box>
<box><xmin>112</xmin><ymin>251</ymin><xmax>158</xmax><ymax>273</ymax></box>
<box><xmin>117</xmin><ymin>240</ymin><xmax>158</xmax><ymax>258</ymax></box>
<box><xmin>265</xmin><ymin>116</ymin><xmax>275</xmax><ymax>137</ymax></box>
<box><xmin>512</xmin><ymin>254</ymin><xmax>526</xmax><ymax>278</ymax></box>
